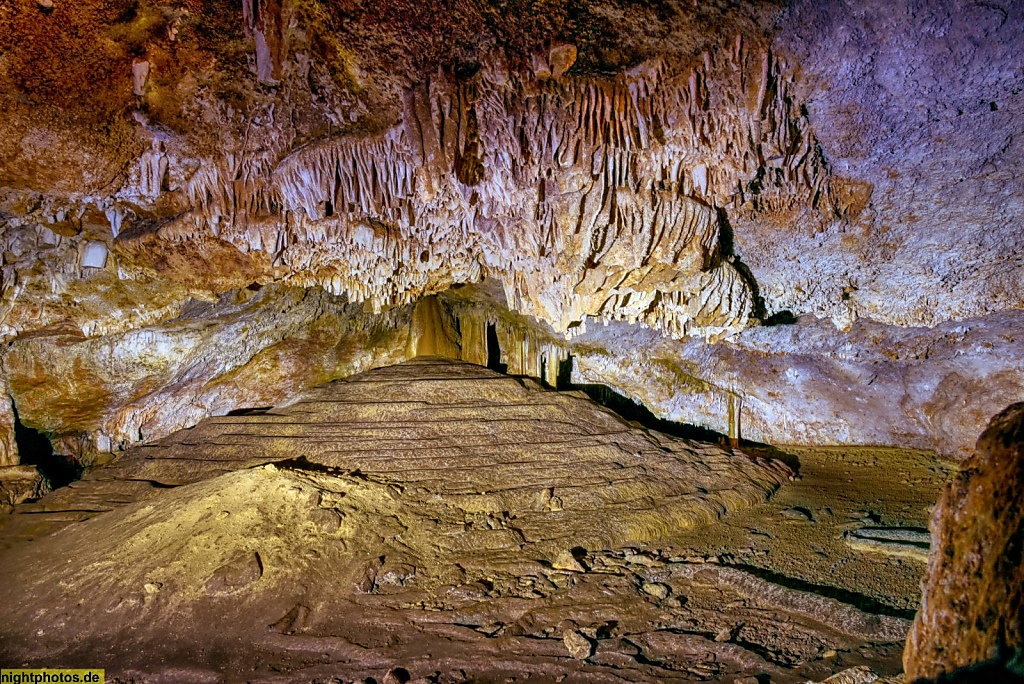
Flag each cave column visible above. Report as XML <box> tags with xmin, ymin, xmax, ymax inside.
<box><xmin>727</xmin><ymin>392</ymin><xmax>742</xmax><ymax>447</ymax></box>
<box><xmin>459</xmin><ymin>313</ymin><xmax>488</xmax><ymax>367</ymax></box>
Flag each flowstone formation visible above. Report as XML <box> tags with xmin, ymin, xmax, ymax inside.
<box><xmin>1</xmin><ymin>358</ymin><xmax>926</xmax><ymax>683</ymax></box>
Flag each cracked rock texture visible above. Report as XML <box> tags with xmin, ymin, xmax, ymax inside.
<box><xmin>904</xmin><ymin>402</ymin><xmax>1024</xmax><ymax>680</ymax></box>
<box><xmin>567</xmin><ymin>310</ymin><xmax>1024</xmax><ymax>459</ymax></box>
<box><xmin>2</xmin><ymin>284</ymin><xmax>413</xmax><ymax>463</ymax></box>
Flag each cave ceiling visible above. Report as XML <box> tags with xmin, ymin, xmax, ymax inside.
<box><xmin>0</xmin><ymin>0</ymin><xmax>1022</xmax><ymax>466</ymax></box>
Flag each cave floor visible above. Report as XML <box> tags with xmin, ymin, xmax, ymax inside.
<box><xmin>664</xmin><ymin>445</ymin><xmax>953</xmax><ymax>616</ymax></box>
<box><xmin>0</xmin><ymin>359</ymin><xmax>952</xmax><ymax>684</ymax></box>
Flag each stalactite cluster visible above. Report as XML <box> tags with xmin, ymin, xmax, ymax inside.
<box><xmin>162</xmin><ymin>45</ymin><xmax>831</xmax><ymax>340</ymax></box>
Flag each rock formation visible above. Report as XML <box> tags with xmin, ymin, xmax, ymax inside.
<box><xmin>2</xmin><ymin>358</ymin><xmax>923</xmax><ymax>682</ymax></box>
<box><xmin>904</xmin><ymin>403</ymin><xmax>1024</xmax><ymax>680</ymax></box>
<box><xmin>0</xmin><ymin>0</ymin><xmax>1022</xmax><ymax>677</ymax></box>
<box><xmin>0</xmin><ymin>0</ymin><xmax>1021</xmax><ymax>471</ymax></box>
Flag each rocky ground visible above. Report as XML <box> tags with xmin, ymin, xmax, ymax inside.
<box><xmin>0</xmin><ymin>358</ymin><xmax>949</xmax><ymax>683</ymax></box>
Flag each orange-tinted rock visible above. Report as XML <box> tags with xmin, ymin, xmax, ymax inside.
<box><xmin>904</xmin><ymin>403</ymin><xmax>1024</xmax><ymax>679</ymax></box>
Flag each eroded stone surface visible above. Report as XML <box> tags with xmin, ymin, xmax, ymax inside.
<box><xmin>0</xmin><ymin>465</ymin><xmax>49</xmax><ymax>510</ymax></box>
<box><xmin>904</xmin><ymin>403</ymin><xmax>1024</xmax><ymax>680</ymax></box>
<box><xmin>567</xmin><ymin>311</ymin><xmax>1024</xmax><ymax>459</ymax></box>
<box><xmin>2</xmin><ymin>283</ymin><xmax>413</xmax><ymax>463</ymax></box>
<box><xmin>0</xmin><ymin>358</ymin><xmax>927</xmax><ymax>682</ymax></box>
<box><xmin>0</xmin><ymin>357</ymin><xmax>791</xmax><ymax>547</ymax></box>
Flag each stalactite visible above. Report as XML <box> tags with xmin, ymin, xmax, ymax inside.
<box><xmin>1</xmin><ymin>46</ymin><xmax>838</xmax><ymax>348</ymax></box>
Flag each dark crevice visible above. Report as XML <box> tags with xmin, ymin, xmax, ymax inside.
<box><xmin>554</xmin><ymin>354</ymin><xmax>730</xmax><ymax>444</ymax></box>
<box><xmin>266</xmin><ymin>457</ymin><xmax>398</xmax><ymax>490</ymax></box>
<box><xmin>485</xmin><ymin>322</ymin><xmax>507</xmax><ymax>373</ymax></box>
<box><xmin>733</xmin><ymin>638</ymin><xmax>797</xmax><ymax>666</ymax></box>
<box><xmin>575</xmin><ymin>381</ymin><xmax>729</xmax><ymax>443</ymax></box>
<box><xmin>556</xmin><ymin>356</ymin><xmax>799</xmax><ymax>472</ymax></box>
<box><xmin>725</xmin><ymin>562</ymin><xmax>917</xmax><ymax>620</ymax></box>
<box><xmin>11</xmin><ymin>399</ymin><xmax>82</xmax><ymax>489</ymax></box>
<box><xmin>763</xmin><ymin>309</ymin><xmax>797</xmax><ymax>326</ymax></box>
<box><xmin>122</xmin><ymin>478</ymin><xmax>179</xmax><ymax>489</ymax></box>
<box><xmin>227</xmin><ymin>406</ymin><xmax>272</xmax><ymax>416</ymax></box>
<box><xmin>261</xmin><ymin>455</ymin><xmax>342</xmax><ymax>475</ymax></box>
<box><xmin>715</xmin><ymin>207</ymin><xmax>766</xmax><ymax>322</ymax></box>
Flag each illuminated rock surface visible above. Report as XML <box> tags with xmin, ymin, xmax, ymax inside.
<box><xmin>0</xmin><ymin>0</ymin><xmax>1021</xmax><ymax>470</ymax></box>
<box><xmin>0</xmin><ymin>358</ymin><xmax>945</xmax><ymax>682</ymax></box>
<box><xmin>0</xmin><ymin>0</ymin><xmax>1021</xmax><ymax>679</ymax></box>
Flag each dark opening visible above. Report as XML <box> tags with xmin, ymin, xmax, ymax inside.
<box><xmin>486</xmin><ymin>323</ymin><xmax>507</xmax><ymax>373</ymax></box>
<box><xmin>574</xmin><ymin>381</ymin><xmax>725</xmax><ymax>443</ymax></box>
<box><xmin>227</xmin><ymin>407</ymin><xmax>272</xmax><ymax>416</ymax></box>
<box><xmin>557</xmin><ymin>356</ymin><xmax>574</xmax><ymax>390</ymax></box>
<box><xmin>11</xmin><ymin>401</ymin><xmax>82</xmax><ymax>489</ymax></box>
<box><xmin>764</xmin><ymin>310</ymin><xmax>797</xmax><ymax>326</ymax></box>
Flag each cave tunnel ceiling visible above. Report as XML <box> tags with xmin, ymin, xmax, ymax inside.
<box><xmin>0</xmin><ymin>0</ymin><xmax>1022</xmax><ymax>470</ymax></box>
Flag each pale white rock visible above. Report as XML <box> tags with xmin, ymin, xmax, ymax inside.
<box><xmin>139</xmin><ymin>141</ymin><xmax>168</xmax><ymax>199</ymax></box>
<box><xmin>95</xmin><ymin>434</ymin><xmax>111</xmax><ymax>453</ymax></box>
<box><xmin>692</xmin><ymin>164</ymin><xmax>709</xmax><ymax>195</ymax></box>
<box><xmin>80</xmin><ymin>241</ymin><xmax>108</xmax><ymax>269</ymax></box>
<box><xmin>38</xmin><ymin>226</ymin><xmax>60</xmax><ymax>246</ymax></box>
<box><xmin>132</xmin><ymin>59</ymin><xmax>150</xmax><ymax>96</ymax></box>
<box><xmin>104</xmin><ymin>206</ymin><xmax>123</xmax><ymax>238</ymax></box>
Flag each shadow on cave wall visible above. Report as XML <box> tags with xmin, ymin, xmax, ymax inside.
<box><xmin>548</xmin><ymin>354</ymin><xmax>800</xmax><ymax>473</ymax></box>
<box><xmin>479</xmin><ymin>322</ymin><xmax>796</xmax><ymax>465</ymax></box>
<box><xmin>715</xmin><ymin>208</ymin><xmax>796</xmax><ymax>327</ymax></box>
<box><xmin>11</xmin><ymin>402</ymin><xmax>82</xmax><ymax>489</ymax></box>
<box><xmin>553</xmin><ymin>355</ymin><xmax>726</xmax><ymax>443</ymax></box>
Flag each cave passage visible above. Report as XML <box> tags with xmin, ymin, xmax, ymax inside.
<box><xmin>485</xmin><ymin>322</ymin><xmax>508</xmax><ymax>373</ymax></box>
<box><xmin>12</xmin><ymin>403</ymin><xmax>82</xmax><ymax>489</ymax></box>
